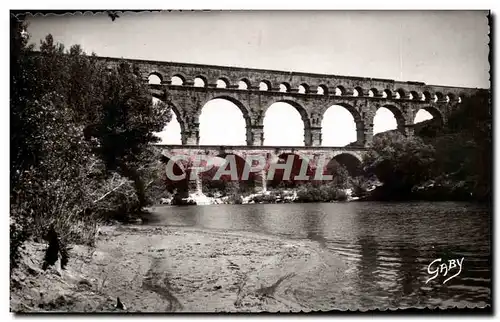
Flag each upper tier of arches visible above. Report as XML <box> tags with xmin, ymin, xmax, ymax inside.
<box><xmin>146</xmin><ymin>71</ymin><xmax>472</xmax><ymax>104</ymax></box>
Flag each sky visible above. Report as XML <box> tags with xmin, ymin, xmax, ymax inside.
<box><xmin>26</xmin><ymin>11</ymin><xmax>490</xmax><ymax>147</ymax></box>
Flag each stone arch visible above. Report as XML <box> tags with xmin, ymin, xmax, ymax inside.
<box><xmin>160</xmin><ymin>153</ymin><xmax>188</xmax><ymax>174</ymax></box>
<box><xmin>238</xmin><ymin>78</ymin><xmax>251</xmax><ymax>90</ymax></box>
<box><xmin>206</xmin><ymin>152</ymin><xmax>257</xmax><ymax>187</ymax></box>
<box><xmin>317</xmin><ymin>85</ymin><xmax>328</xmax><ymax>95</ymax></box>
<box><xmin>159</xmin><ymin>153</ymin><xmax>189</xmax><ymax>194</ymax></box>
<box><xmin>332</xmin><ymin>151</ymin><xmax>363</xmax><ymax>163</ymax></box>
<box><xmin>409</xmin><ymin>91</ymin><xmax>419</xmax><ymax>100</ymax></box>
<box><xmin>216</xmin><ymin>77</ymin><xmax>231</xmax><ymax>88</ymax></box>
<box><xmin>334</xmin><ymin>86</ymin><xmax>346</xmax><ymax>96</ymax></box>
<box><xmin>368</xmin><ymin>88</ymin><xmax>379</xmax><ymax>97</ymax></box>
<box><xmin>395</xmin><ymin>88</ymin><xmax>406</xmax><ymax>99</ymax></box>
<box><xmin>170</xmin><ymin>73</ymin><xmax>186</xmax><ymax>86</ymax></box>
<box><xmin>199</xmin><ymin>95</ymin><xmax>252</xmax><ymax>145</ymax></box>
<box><xmin>259</xmin><ymin>80</ymin><xmax>272</xmax><ymax>91</ymax></box>
<box><xmin>321</xmin><ymin>102</ymin><xmax>363</xmax><ymax>147</ymax></box>
<box><xmin>374</xmin><ymin>104</ymin><xmax>406</xmax><ymax>134</ymax></box>
<box><xmin>262</xmin><ymin>100</ymin><xmax>311</xmax><ymax>146</ymax></box>
<box><xmin>325</xmin><ymin>152</ymin><xmax>363</xmax><ymax>177</ymax></box>
<box><xmin>298</xmin><ymin>83</ymin><xmax>309</xmax><ymax>94</ymax></box>
<box><xmin>267</xmin><ymin>99</ymin><xmax>310</xmax><ymax>127</ymax></box>
<box><xmin>421</xmin><ymin>91</ymin><xmax>431</xmax><ymax>102</ymax></box>
<box><xmin>457</xmin><ymin>92</ymin><xmax>467</xmax><ymax>103</ymax></box>
<box><xmin>382</xmin><ymin>89</ymin><xmax>392</xmax><ymax>99</ymax></box>
<box><xmin>268</xmin><ymin>152</ymin><xmax>313</xmax><ymax>187</ymax></box>
<box><xmin>193</xmin><ymin>75</ymin><xmax>208</xmax><ymax>87</ymax></box>
<box><xmin>433</xmin><ymin>92</ymin><xmax>444</xmax><ymax>103</ymax></box>
<box><xmin>414</xmin><ymin>105</ymin><xmax>444</xmax><ymax>126</ymax></box>
<box><xmin>148</xmin><ymin>72</ymin><xmax>163</xmax><ymax>84</ymax></box>
<box><xmin>446</xmin><ymin>93</ymin><xmax>456</xmax><ymax>103</ymax></box>
<box><xmin>353</xmin><ymin>86</ymin><xmax>364</xmax><ymax>97</ymax></box>
<box><xmin>152</xmin><ymin>96</ymin><xmax>186</xmax><ymax>144</ymax></box>
<box><xmin>335</xmin><ymin>102</ymin><xmax>362</xmax><ymax>122</ymax></box>
<box><xmin>279</xmin><ymin>82</ymin><xmax>291</xmax><ymax>93</ymax></box>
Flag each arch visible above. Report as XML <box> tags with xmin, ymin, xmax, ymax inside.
<box><xmin>395</xmin><ymin>88</ymin><xmax>406</xmax><ymax>99</ymax></box>
<box><xmin>353</xmin><ymin>86</ymin><xmax>364</xmax><ymax>97</ymax></box>
<box><xmin>409</xmin><ymin>91</ymin><xmax>418</xmax><ymax>100</ymax></box>
<box><xmin>413</xmin><ymin>105</ymin><xmax>444</xmax><ymax>126</ymax></box>
<box><xmin>321</xmin><ymin>103</ymin><xmax>362</xmax><ymax>147</ymax></box>
<box><xmin>159</xmin><ymin>154</ymin><xmax>188</xmax><ymax>193</ymax></box>
<box><xmin>382</xmin><ymin>89</ymin><xmax>392</xmax><ymax>99</ymax></box>
<box><xmin>160</xmin><ymin>154</ymin><xmax>187</xmax><ymax>177</ymax></box>
<box><xmin>148</xmin><ymin>72</ymin><xmax>162</xmax><ymax>85</ymax></box>
<box><xmin>198</xmin><ymin>97</ymin><xmax>251</xmax><ymax>145</ymax></box>
<box><xmin>268</xmin><ymin>153</ymin><xmax>313</xmax><ymax>188</ymax></box>
<box><xmin>263</xmin><ymin>100</ymin><xmax>310</xmax><ymax>146</ymax></box>
<box><xmin>368</xmin><ymin>88</ymin><xmax>379</xmax><ymax>97</ymax></box>
<box><xmin>207</xmin><ymin>152</ymin><xmax>257</xmax><ymax>185</ymax></box>
<box><xmin>193</xmin><ymin>76</ymin><xmax>207</xmax><ymax>87</ymax></box>
<box><xmin>259</xmin><ymin>80</ymin><xmax>271</xmax><ymax>91</ymax></box>
<box><xmin>324</xmin><ymin>153</ymin><xmax>363</xmax><ymax>178</ymax></box>
<box><xmin>279</xmin><ymin>82</ymin><xmax>291</xmax><ymax>93</ymax></box>
<box><xmin>421</xmin><ymin>91</ymin><xmax>431</xmax><ymax>102</ymax></box>
<box><xmin>334</xmin><ymin>86</ymin><xmax>345</xmax><ymax>96</ymax></box>
<box><xmin>456</xmin><ymin>92</ymin><xmax>468</xmax><ymax>104</ymax></box>
<box><xmin>298</xmin><ymin>83</ymin><xmax>309</xmax><ymax>94</ymax></box>
<box><xmin>152</xmin><ymin>97</ymin><xmax>184</xmax><ymax>144</ymax></box>
<box><xmin>317</xmin><ymin>85</ymin><xmax>328</xmax><ymax>95</ymax></box>
<box><xmin>446</xmin><ymin>93</ymin><xmax>456</xmax><ymax>103</ymax></box>
<box><xmin>216</xmin><ymin>77</ymin><xmax>230</xmax><ymax>88</ymax></box>
<box><xmin>373</xmin><ymin>104</ymin><xmax>405</xmax><ymax>135</ymax></box>
<box><xmin>170</xmin><ymin>74</ymin><xmax>185</xmax><ymax>86</ymax></box>
<box><xmin>433</xmin><ymin>92</ymin><xmax>444</xmax><ymax>103</ymax></box>
<box><xmin>238</xmin><ymin>78</ymin><xmax>250</xmax><ymax>90</ymax></box>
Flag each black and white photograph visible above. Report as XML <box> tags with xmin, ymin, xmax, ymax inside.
<box><xmin>9</xmin><ymin>8</ymin><xmax>492</xmax><ymax>314</ymax></box>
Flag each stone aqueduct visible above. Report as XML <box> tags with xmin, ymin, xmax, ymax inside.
<box><xmin>99</xmin><ymin>56</ymin><xmax>483</xmax><ymax>193</ymax></box>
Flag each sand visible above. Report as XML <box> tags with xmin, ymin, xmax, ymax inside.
<box><xmin>10</xmin><ymin>224</ymin><xmax>354</xmax><ymax>313</ymax></box>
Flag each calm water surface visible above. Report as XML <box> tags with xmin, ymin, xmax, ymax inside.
<box><xmin>147</xmin><ymin>201</ymin><xmax>491</xmax><ymax>308</ymax></box>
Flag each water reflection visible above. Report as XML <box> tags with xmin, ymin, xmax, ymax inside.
<box><xmin>304</xmin><ymin>209</ymin><xmax>327</xmax><ymax>248</ymax></box>
<box><xmin>148</xmin><ymin>201</ymin><xmax>491</xmax><ymax>308</ymax></box>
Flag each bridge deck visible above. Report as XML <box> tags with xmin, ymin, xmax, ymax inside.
<box><xmin>155</xmin><ymin>144</ymin><xmax>367</xmax><ymax>151</ymax></box>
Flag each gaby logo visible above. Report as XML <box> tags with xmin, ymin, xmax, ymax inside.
<box><xmin>426</xmin><ymin>257</ymin><xmax>464</xmax><ymax>284</ymax></box>
<box><xmin>163</xmin><ymin>153</ymin><xmax>339</xmax><ymax>182</ymax></box>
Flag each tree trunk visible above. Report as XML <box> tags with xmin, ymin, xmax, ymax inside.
<box><xmin>119</xmin><ymin>164</ymin><xmax>147</xmax><ymax>209</ymax></box>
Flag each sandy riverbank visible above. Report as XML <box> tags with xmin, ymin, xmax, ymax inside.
<box><xmin>10</xmin><ymin>224</ymin><xmax>354</xmax><ymax>313</ymax></box>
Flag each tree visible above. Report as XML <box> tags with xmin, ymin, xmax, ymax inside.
<box><xmin>10</xmin><ymin>18</ymin><xmax>173</xmax><ymax>269</ymax></box>
<box><xmin>363</xmin><ymin>131</ymin><xmax>436</xmax><ymax>199</ymax></box>
<box><xmin>430</xmin><ymin>91</ymin><xmax>491</xmax><ymax>201</ymax></box>
<box><xmin>82</xmin><ymin>60</ymin><xmax>171</xmax><ymax>209</ymax></box>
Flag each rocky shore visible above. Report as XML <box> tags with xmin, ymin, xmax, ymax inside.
<box><xmin>11</xmin><ymin>224</ymin><xmax>352</xmax><ymax>313</ymax></box>
<box><xmin>162</xmin><ymin>188</ymin><xmax>360</xmax><ymax>206</ymax></box>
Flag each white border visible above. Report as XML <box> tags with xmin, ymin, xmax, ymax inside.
<box><xmin>2</xmin><ymin>1</ymin><xmax>497</xmax><ymax>321</ymax></box>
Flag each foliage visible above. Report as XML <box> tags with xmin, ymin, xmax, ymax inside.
<box><xmin>430</xmin><ymin>91</ymin><xmax>491</xmax><ymax>201</ymax></box>
<box><xmin>362</xmin><ymin>131</ymin><xmax>436</xmax><ymax>199</ymax></box>
<box><xmin>363</xmin><ymin>90</ymin><xmax>491</xmax><ymax>202</ymax></box>
<box><xmin>10</xmin><ymin>16</ymin><xmax>171</xmax><ymax>271</ymax></box>
<box><xmin>295</xmin><ymin>182</ymin><xmax>347</xmax><ymax>203</ymax></box>
<box><xmin>82</xmin><ymin>60</ymin><xmax>171</xmax><ymax>208</ymax></box>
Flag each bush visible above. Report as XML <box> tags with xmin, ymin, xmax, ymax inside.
<box><xmin>295</xmin><ymin>182</ymin><xmax>347</xmax><ymax>203</ymax></box>
<box><xmin>10</xmin><ymin>21</ymin><xmax>171</xmax><ymax>270</ymax></box>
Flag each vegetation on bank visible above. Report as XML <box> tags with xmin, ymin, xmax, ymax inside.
<box><xmin>11</xmin><ymin>20</ymin><xmax>171</xmax><ymax>271</ymax></box>
<box><xmin>362</xmin><ymin>90</ymin><xmax>491</xmax><ymax>202</ymax></box>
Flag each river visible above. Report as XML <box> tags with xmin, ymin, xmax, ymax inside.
<box><xmin>146</xmin><ymin>201</ymin><xmax>491</xmax><ymax>309</ymax></box>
